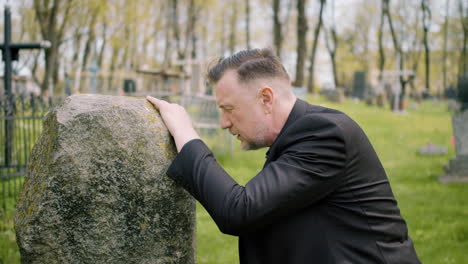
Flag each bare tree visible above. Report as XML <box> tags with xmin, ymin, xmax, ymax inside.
<box><xmin>18</xmin><ymin>4</ymin><xmax>42</xmax><ymax>85</ymax></box>
<box><xmin>377</xmin><ymin>0</ymin><xmax>386</xmax><ymax>81</ymax></box>
<box><xmin>354</xmin><ymin>4</ymin><xmax>375</xmax><ymax>73</ymax></box>
<box><xmin>382</xmin><ymin>0</ymin><xmax>416</xmax><ymax>110</ymax></box>
<box><xmin>34</xmin><ymin>0</ymin><xmax>74</xmax><ymax>95</ymax></box>
<box><xmin>273</xmin><ymin>0</ymin><xmax>283</xmax><ymax>58</ymax></box>
<box><xmin>307</xmin><ymin>0</ymin><xmax>326</xmax><ymax>93</ymax></box>
<box><xmin>163</xmin><ymin>0</ymin><xmax>174</xmax><ymax>68</ymax></box>
<box><xmin>245</xmin><ymin>0</ymin><xmax>251</xmax><ymax>49</ymax></box>
<box><xmin>172</xmin><ymin>0</ymin><xmax>182</xmax><ymax>61</ymax></box>
<box><xmin>459</xmin><ymin>0</ymin><xmax>467</xmax><ymax>76</ymax></box>
<box><xmin>421</xmin><ymin>0</ymin><xmax>431</xmax><ymax>93</ymax></box>
<box><xmin>442</xmin><ymin>0</ymin><xmax>450</xmax><ymax>90</ymax></box>
<box><xmin>81</xmin><ymin>7</ymin><xmax>100</xmax><ymax>71</ymax></box>
<box><xmin>97</xmin><ymin>22</ymin><xmax>108</xmax><ymax>68</ymax></box>
<box><xmin>324</xmin><ymin>0</ymin><xmax>339</xmax><ymax>88</ymax></box>
<box><xmin>220</xmin><ymin>10</ymin><xmax>226</xmax><ymax>56</ymax></box>
<box><xmin>188</xmin><ymin>0</ymin><xmax>201</xmax><ymax>60</ymax></box>
<box><xmin>272</xmin><ymin>0</ymin><xmax>294</xmax><ymax>58</ymax></box>
<box><xmin>294</xmin><ymin>0</ymin><xmax>308</xmax><ymax>87</ymax></box>
<box><xmin>229</xmin><ymin>0</ymin><xmax>238</xmax><ymax>55</ymax></box>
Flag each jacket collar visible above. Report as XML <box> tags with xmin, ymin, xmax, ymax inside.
<box><xmin>264</xmin><ymin>98</ymin><xmax>308</xmax><ymax>162</ymax></box>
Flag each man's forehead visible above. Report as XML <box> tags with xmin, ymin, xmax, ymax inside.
<box><xmin>216</xmin><ymin>70</ymin><xmax>238</xmax><ymax>89</ymax></box>
<box><xmin>214</xmin><ymin>71</ymin><xmax>238</xmax><ymax>105</ymax></box>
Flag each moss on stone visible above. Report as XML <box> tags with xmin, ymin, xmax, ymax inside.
<box><xmin>15</xmin><ymin>94</ymin><xmax>195</xmax><ymax>263</ymax></box>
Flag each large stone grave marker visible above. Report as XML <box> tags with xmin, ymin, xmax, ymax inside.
<box><xmin>352</xmin><ymin>71</ymin><xmax>366</xmax><ymax>99</ymax></box>
<box><xmin>15</xmin><ymin>94</ymin><xmax>196</xmax><ymax>263</ymax></box>
<box><xmin>441</xmin><ymin>109</ymin><xmax>468</xmax><ymax>183</ymax></box>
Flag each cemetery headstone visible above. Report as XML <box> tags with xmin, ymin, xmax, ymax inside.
<box><xmin>440</xmin><ymin>109</ymin><xmax>468</xmax><ymax>183</ymax></box>
<box><xmin>15</xmin><ymin>94</ymin><xmax>196</xmax><ymax>263</ymax></box>
<box><xmin>326</xmin><ymin>88</ymin><xmax>345</xmax><ymax>103</ymax></box>
<box><xmin>444</xmin><ymin>85</ymin><xmax>457</xmax><ymax>100</ymax></box>
<box><xmin>392</xmin><ymin>79</ymin><xmax>402</xmax><ymax>112</ymax></box>
<box><xmin>64</xmin><ymin>72</ymin><xmax>72</xmax><ymax>96</ymax></box>
<box><xmin>124</xmin><ymin>79</ymin><xmax>137</xmax><ymax>94</ymax></box>
<box><xmin>447</xmin><ymin>100</ymin><xmax>461</xmax><ymax>112</ymax></box>
<box><xmin>352</xmin><ymin>71</ymin><xmax>366</xmax><ymax>99</ymax></box>
<box><xmin>457</xmin><ymin>75</ymin><xmax>468</xmax><ymax>111</ymax></box>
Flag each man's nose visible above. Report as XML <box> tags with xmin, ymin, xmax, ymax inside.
<box><xmin>220</xmin><ymin>114</ymin><xmax>232</xmax><ymax>130</ymax></box>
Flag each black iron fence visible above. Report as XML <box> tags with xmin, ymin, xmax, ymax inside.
<box><xmin>0</xmin><ymin>94</ymin><xmax>63</xmax><ymax>214</ymax></box>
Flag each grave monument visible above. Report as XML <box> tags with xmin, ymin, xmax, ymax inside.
<box><xmin>352</xmin><ymin>71</ymin><xmax>367</xmax><ymax>99</ymax></box>
<box><xmin>441</xmin><ymin>75</ymin><xmax>468</xmax><ymax>183</ymax></box>
<box><xmin>15</xmin><ymin>94</ymin><xmax>196</xmax><ymax>263</ymax></box>
<box><xmin>440</xmin><ymin>109</ymin><xmax>468</xmax><ymax>183</ymax></box>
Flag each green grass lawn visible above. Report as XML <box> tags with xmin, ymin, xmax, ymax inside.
<box><xmin>1</xmin><ymin>96</ymin><xmax>467</xmax><ymax>263</ymax></box>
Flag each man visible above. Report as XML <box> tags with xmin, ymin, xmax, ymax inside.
<box><xmin>147</xmin><ymin>48</ymin><xmax>420</xmax><ymax>264</ymax></box>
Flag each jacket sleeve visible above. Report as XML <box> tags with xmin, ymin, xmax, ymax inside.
<box><xmin>166</xmin><ymin>117</ymin><xmax>346</xmax><ymax>236</ymax></box>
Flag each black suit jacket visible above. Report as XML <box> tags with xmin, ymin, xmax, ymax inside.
<box><xmin>167</xmin><ymin>99</ymin><xmax>421</xmax><ymax>264</ymax></box>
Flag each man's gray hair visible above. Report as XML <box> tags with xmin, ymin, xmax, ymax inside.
<box><xmin>206</xmin><ymin>48</ymin><xmax>290</xmax><ymax>85</ymax></box>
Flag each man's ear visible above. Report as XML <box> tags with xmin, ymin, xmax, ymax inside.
<box><xmin>258</xmin><ymin>87</ymin><xmax>274</xmax><ymax>114</ymax></box>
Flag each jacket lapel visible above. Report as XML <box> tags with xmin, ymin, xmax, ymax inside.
<box><xmin>264</xmin><ymin>99</ymin><xmax>309</xmax><ymax>166</ymax></box>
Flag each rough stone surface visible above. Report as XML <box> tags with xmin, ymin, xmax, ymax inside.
<box><xmin>15</xmin><ymin>94</ymin><xmax>196</xmax><ymax>263</ymax></box>
<box><xmin>453</xmin><ymin>110</ymin><xmax>468</xmax><ymax>156</ymax></box>
<box><xmin>441</xmin><ymin>110</ymin><xmax>468</xmax><ymax>183</ymax></box>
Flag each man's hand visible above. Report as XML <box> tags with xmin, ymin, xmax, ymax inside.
<box><xmin>146</xmin><ymin>96</ymin><xmax>200</xmax><ymax>152</ymax></box>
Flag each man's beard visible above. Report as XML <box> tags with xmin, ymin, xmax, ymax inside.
<box><xmin>241</xmin><ymin>122</ymin><xmax>268</xmax><ymax>151</ymax></box>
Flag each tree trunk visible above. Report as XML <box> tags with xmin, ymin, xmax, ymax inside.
<box><xmin>184</xmin><ymin>0</ymin><xmax>198</xmax><ymax>59</ymax></box>
<box><xmin>459</xmin><ymin>0</ymin><xmax>467</xmax><ymax>76</ymax></box>
<box><xmin>294</xmin><ymin>0</ymin><xmax>308</xmax><ymax>87</ymax></box>
<box><xmin>442</xmin><ymin>0</ymin><xmax>450</xmax><ymax>90</ymax></box>
<box><xmin>81</xmin><ymin>15</ymin><xmax>98</xmax><ymax>71</ymax></box>
<box><xmin>421</xmin><ymin>0</ymin><xmax>431</xmax><ymax>93</ymax></box>
<box><xmin>109</xmin><ymin>47</ymin><xmax>119</xmax><ymax>73</ymax></box>
<box><xmin>273</xmin><ymin>0</ymin><xmax>283</xmax><ymax>58</ymax></box>
<box><xmin>43</xmin><ymin>45</ymin><xmax>59</xmax><ymax>96</ymax></box>
<box><xmin>384</xmin><ymin>0</ymin><xmax>400</xmax><ymax>54</ymax></box>
<box><xmin>163</xmin><ymin>3</ymin><xmax>172</xmax><ymax>69</ymax></box>
<box><xmin>72</xmin><ymin>33</ymin><xmax>83</xmax><ymax>69</ymax></box>
<box><xmin>330</xmin><ymin>51</ymin><xmax>338</xmax><ymax>88</ymax></box>
<box><xmin>324</xmin><ymin>0</ymin><xmax>339</xmax><ymax>88</ymax></box>
<box><xmin>307</xmin><ymin>0</ymin><xmax>326</xmax><ymax>93</ymax></box>
<box><xmin>220</xmin><ymin>12</ymin><xmax>226</xmax><ymax>56</ymax></box>
<box><xmin>229</xmin><ymin>1</ymin><xmax>238</xmax><ymax>55</ymax></box>
<box><xmin>191</xmin><ymin>34</ymin><xmax>197</xmax><ymax>59</ymax></box>
<box><xmin>377</xmin><ymin>1</ymin><xmax>385</xmax><ymax>81</ymax></box>
<box><xmin>97</xmin><ymin>22</ymin><xmax>107</xmax><ymax>68</ymax></box>
<box><xmin>120</xmin><ymin>25</ymin><xmax>130</xmax><ymax>69</ymax></box>
<box><xmin>31</xmin><ymin>51</ymin><xmax>41</xmax><ymax>86</ymax></box>
<box><xmin>172</xmin><ymin>0</ymin><xmax>182</xmax><ymax>63</ymax></box>
<box><xmin>383</xmin><ymin>0</ymin><xmax>407</xmax><ymax>110</ymax></box>
<box><xmin>34</xmin><ymin>0</ymin><xmax>73</xmax><ymax>96</ymax></box>
<box><xmin>245</xmin><ymin>0</ymin><xmax>251</xmax><ymax>49</ymax></box>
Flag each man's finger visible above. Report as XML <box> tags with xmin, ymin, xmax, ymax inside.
<box><xmin>146</xmin><ymin>96</ymin><xmax>166</xmax><ymax>109</ymax></box>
